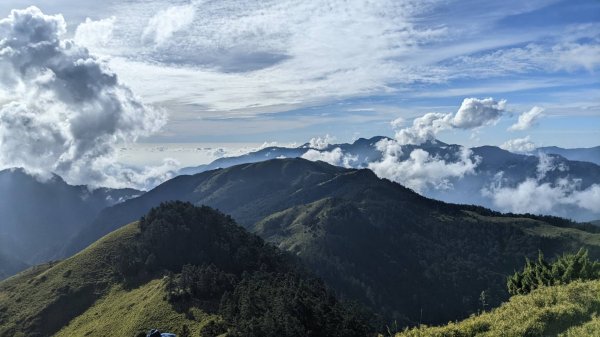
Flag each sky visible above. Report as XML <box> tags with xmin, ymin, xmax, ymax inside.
<box><xmin>0</xmin><ymin>0</ymin><xmax>598</xmax><ymax>190</ymax></box>
<box><xmin>0</xmin><ymin>0</ymin><xmax>598</xmax><ymax>148</ymax></box>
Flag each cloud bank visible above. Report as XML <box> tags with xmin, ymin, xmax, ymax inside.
<box><xmin>0</xmin><ymin>7</ymin><xmax>167</xmax><ymax>189</ymax></box>
<box><xmin>482</xmin><ymin>154</ymin><xmax>600</xmax><ymax>216</ymax></box>
<box><xmin>301</xmin><ymin>147</ymin><xmax>357</xmax><ymax>168</ymax></box>
<box><xmin>368</xmin><ymin>143</ymin><xmax>479</xmax><ymax>193</ymax></box>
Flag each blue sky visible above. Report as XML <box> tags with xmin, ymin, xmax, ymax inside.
<box><xmin>1</xmin><ymin>0</ymin><xmax>599</xmax><ymax>148</ymax></box>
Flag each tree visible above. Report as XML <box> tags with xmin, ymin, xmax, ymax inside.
<box><xmin>508</xmin><ymin>249</ymin><xmax>600</xmax><ymax>295</ymax></box>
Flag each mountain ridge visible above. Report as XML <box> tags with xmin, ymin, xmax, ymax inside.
<box><xmin>62</xmin><ymin>158</ymin><xmax>600</xmax><ymax>324</ymax></box>
<box><xmin>0</xmin><ymin>168</ymin><xmax>141</xmax><ymax>268</ymax></box>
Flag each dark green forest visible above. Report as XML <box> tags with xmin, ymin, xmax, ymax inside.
<box><xmin>116</xmin><ymin>201</ymin><xmax>374</xmax><ymax>337</ymax></box>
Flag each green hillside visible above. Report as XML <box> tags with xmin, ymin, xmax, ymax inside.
<box><xmin>0</xmin><ymin>222</ymin><xmax>142</xmax><ymax>336</ymax></box>
<box><xmin>65</xmin><ymin>158</ymin><xmax>600</xmax><ymax>325</ymax></box>
<box><xmin>0</xmin><ymin>202</ymin><xmax>372</xmax><ymax>337</ymax></box>
<box><xmin>254</xmin><ymin>197</ymin><xmax>600</xmax><ymax>325</ymax></box>
<box><xmin>394</xmin><ymin>280</ymin><xmax>600</xmax><ymax>337</ymax></box>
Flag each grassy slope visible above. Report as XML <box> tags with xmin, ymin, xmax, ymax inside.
<box><xmin>395</xmin><ymin>280</ymin><xmax>600</xmax><ymax>337</ymax></box>
<box><xmin>0</xmin><ymin>223</ymin><xmax>214</xmax><ymax>337</ymax></box>
<box><xmin>55</xmin><ymin>279</ymin><xmax>218</xmax><ymax>337</ymax></box>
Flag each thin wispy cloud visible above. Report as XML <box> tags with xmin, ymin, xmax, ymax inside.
<box><xmin>509</xmin><ymin>106</ymin><xmax>544</xmax><ymax>131</ymax></box>
<box><xmin>0</xmin><ymin>0</ymin><xmax>593</xmax><ymax>145</ymax></box>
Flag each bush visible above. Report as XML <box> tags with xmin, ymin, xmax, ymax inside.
<box><xmin>507</xmin><ymin>248</ymin><xmax>600</xmax><ymax>295</ymax></box>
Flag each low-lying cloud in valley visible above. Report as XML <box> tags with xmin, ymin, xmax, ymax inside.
<box><xmin>0</xmin><ymin>7</ymin><xmax>170</xmax><ymax>189</ymax></box>
<box><xmin>301</xmin><ymin>147</ymin><xmax>357</xmax><ymax>168</ymax></box>
<box><xmin>482</xmin><ymin>153</ymin><xmax>600</xmax><ymax>216</ymax></box>
<box><xmin>367</xmin><ymin>98</ymin><xmax>504</xmax><ymax>192</ymax></box>
<box><xmin>369</xmin><ymin>144</ymin><xmax>479</xmax><ymax>193</ymax></box>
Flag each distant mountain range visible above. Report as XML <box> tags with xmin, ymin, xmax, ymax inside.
<box><xmin>537</xmin><ymin>146</ymin><xmax>600</xmax><ymax>165</ymax></box>
<box><xmin>0</xmin><ymin>168</ymin><xmax>141</xmax><ymax>269</ymax></box>
<box><xmin>62</xmin><ymin>158</ymin><xmax>600</xmax><ymax>325</ymax></box>
<box><xmin>180</xmin><ymin>137</ymin><xmax>600</xmax><ymax>221</ymax></box>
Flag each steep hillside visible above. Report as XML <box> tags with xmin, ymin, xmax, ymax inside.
<box><xmin>395</xmin><ymin>280</ymin><xmax>600</xmax><ymax>337</ymax></box>
<box><xmin>0</xmin><ymin>168</ymin><xmax>140</xmax><ymax>266</ymax></box>
<box><xmin>0</xmin><ymin>202</ymin><xmax>371</xmax><ymax>337</ymax></box>
<box><xmin>255</xmin><ymin>197</ymin><xmax>600</xmax><ymax>324</ymax></box>
<box><xmin>66</xmin><ymin>158</ymin><xmax>600</xmax><ymax>325</ymax></box>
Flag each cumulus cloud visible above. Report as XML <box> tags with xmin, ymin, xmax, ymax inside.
<box><xmin>395</xmin><ymin>112</ymin><xmax>454</xmax><ymax>145</ymax></box>
<box><xmin>394</xmin><ymin>97</ymin><xmax>507</xmax><ymax>145</ymax></box>
<box><xmin>452</xmin><ymin>97</ymin><xmax>507</xmax><ymax>129</ymax></box>
<box><xmin>0</xmin><ymin>7</ymin><xmax>166</xmax><ymax>189</ymax></box>
<box><xmin>74</xmin><ymin>16</ymin><xmax>116</xmax><ymax>49</ymax></box>
<box><xmin>366</xmin><ymin>98</ymin><xmax>496</xmax><ymax>192</ymax></box>
<box><xmin>500</xmin><ymin>136</ymin><xmax>536</xmax><ymax>153</ymax></box>
<box><xmin>142</xmin><ymin>4</ymin><xmax>196</xmax><ymax>46</ymax></box>
<box><xmin>308</xmin><ymin>134</ymin><xmax>336</xmax><ymax>150</ymax></box>
<box><xmin>301</xmin><ymin>148</ymin><xmax>357</xmax><ymax>168</ymax></box>
<box><xmin>508</xmin><ymin>106</ymin><xmax>544</xmax><ymax>131</ymax></box>
<box><xmin>369</xmin><ymin>142</ymin><xmax>479</xmax><ymax>193</ymax></box>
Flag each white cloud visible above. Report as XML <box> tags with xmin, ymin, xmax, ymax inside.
<box><xmin>0</xmin><ymin>7</ymin><xmax>166</xmax><ymax>189</ymax></box>
<box><xmin>447</xmin><ymin>38</ymin><xmax>600</xmax><ymax>78</ymax></box>
<box><xmin>394</xmin><ymin>98</ymin><xmax>507</xmax><ymax>145</ymax></box>
<box><xmin>556</xmin><ymin>43</ymin><xmax>600</xmax><ymax>72</ymax></box>
<box><xmin>74</xmin><ymin>16</ymin><xmax>116</xmax><ymax>49</ymax></box>
<box><xmin>141</xmin><ymin>4</ymin><xmax>197</xmax><ymax>46</ymax></box>
<box><xmin>508</xmin><ymin>106</ymin><xmax>544</xmax><ymax>131</ymax></box>
<box><xmin>482</xmin><ymin>177</ymin><xmax>600</xmax><ymax>214</ymax></box>
<box><xmin>536</xmin><ymin>152</ymin><xmax>568</xmax><ymax>180</ymax></box>
<box><xmin>369</xmin><ymin>144</ymin><xmax>479</xmax><ymax>193</ymax></box>
<box><xmin>301</xmin><ymin>147</ymin><xmax>357</xmax><ymax>168</ymax></box>
<box><xmin>308</xmin><ymin>134</ymin><xmax>336</xmax><ymax>150</ymax></box>
<box><xmin>390</xmin><ymin>117</ymin><xmax>405</xmax><ymax>129</ymax></box>
<box><xmin>480</xmin><ymin>154</ymin><xmax>597</xmax><ymax>216</ymax></box>
<box><xmin>394</xmin><ymin>112</ymin><xmax>454</xmax><ymax>145</ymax></box>
<box><xmin>500</xmin><ymin>136</ymin><xmax>536</xmax><ymax>153</ymax></box>
<box><xmin>79</xmin><ymin>0</ymin><xmax>448</xmax><ymax>116</ymax></box>
<box><xmin>452</xmin><ymin>97</ymin><xmax>506</xmax><ymax>129</ymax></box>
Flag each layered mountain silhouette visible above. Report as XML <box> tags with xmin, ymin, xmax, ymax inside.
<box><xmin>64</xmin><ymin>158</ymin><xmax>600</xmax><ymax>324</ymax></box>
<box><xmin>537</xmin><ymin>145</ymin><xmax>600</xmax><ymax>165</ymax></box>
<box><xmin>179</xmin><ymin>137</ymin><xmax>600</xmax><ymax>221</ymax></box>
<box><xmin>0</xmin><ymin>168</ymin><xmax>141</xmax><ymax>268</ymax></box>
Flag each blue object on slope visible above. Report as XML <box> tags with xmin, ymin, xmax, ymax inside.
<box><xmin>147</xmin><ymin>329</ymin><xmax>176</xmax><ymax>337</ymax></box>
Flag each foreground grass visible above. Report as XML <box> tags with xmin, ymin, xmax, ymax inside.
<box><xmin>0</xmin><ymin>224</ymin><xmax>139</xmax><ymax>337</ymax></box>
<box><xmin>396</xmin><ymin>280</ymin><xmax>600</xmax><ymax>337</ymax></box>
<box><xmin>0</xmin><ymin>223</ymin><xmax>217</xmax><ymax>337</ymax></box>
<box><xmin>55</xmin><ymin>279</ymin><xmax>218</xmax><ymax>337</ymax></box>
